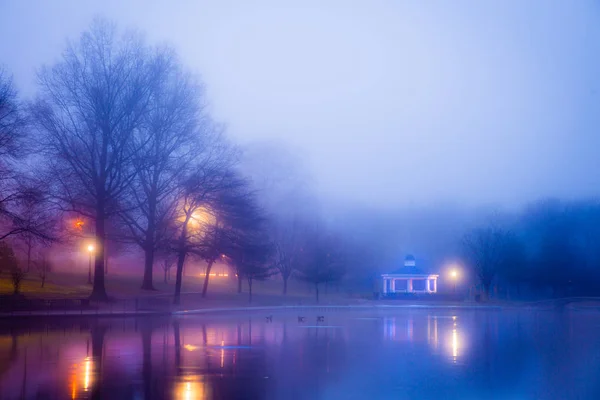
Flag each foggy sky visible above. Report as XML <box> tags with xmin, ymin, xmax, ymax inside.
<box><xmin>2</xmin><ymin>0</ymin><xmax>600</xmax><ymax>209</ymax></box>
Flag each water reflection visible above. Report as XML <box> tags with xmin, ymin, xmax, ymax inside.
<box><xmin>383</xmin><ymin>314</ymin><xmax>463</xmax><ymax>362</ymax></box>
<box><xmin>173</xmin><ymin>376</ymin><xmax>208</xmax><ymax>400</ymax></box>
<box><xmin>0</xmin><ymin>311</ymin><xmax>599</xmax><ymax>399</ymax></box>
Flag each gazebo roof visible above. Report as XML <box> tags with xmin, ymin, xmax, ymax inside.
<box><xmin>386</xmin><ymin>266</ymin><xmax>426</xmax><ymax>275</ymax></box>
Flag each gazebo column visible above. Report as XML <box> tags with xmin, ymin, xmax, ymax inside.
<box><xmin>426</xmin><ymin>279</ymin><xmax>431</xmax><ymax>293</ymax></box>
<box><xmin>382</xmin><ymin>278</ymin><xmax>387</xmax><ymax>294</ymax></box>
<box><xmin>432</xmin><ymin>279</ymin><xmax>437</xmax><ymax>293</ymax></box>
<box><xmin>407</xmin><ymin>279</ymin><xmax>413</xmax><ymax>293</ymax></box>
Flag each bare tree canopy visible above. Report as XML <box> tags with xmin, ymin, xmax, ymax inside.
<box><xmin>297</xmin><ymin>226</ymin><xmax>346</xmax><ymax>302</ymax></box>
<box><xmin>31</xmin><ymin>18</ymin><xmax>165</xmax><ymax>300</ymax></box>
<box><xmin>462</xmin><ymin>224</ymin><xmax>521</xmax><ymax>299</ymax></box>
<box><xmin>169</xmin><ymin>159</ymin><xmax>241</xmax><ymax>305</ymax></box>
<box><xmin>0</xmin><ymin>68</ymin><xmax>26</xmax><ymax>159</ymax></box>
<box><xmin>0</xmin><ymin>70</ymin><xmax>58</xmax><ymax>245</ymax></box>
<box><xmin>269</xmin><ymin>216</ymin><xmax>305</xmax><ymax>294</ymax></box>
<box><xmin>119</xmin><ymin>48</ymin><xmax>213</xmax><ymax>290</ymax></box>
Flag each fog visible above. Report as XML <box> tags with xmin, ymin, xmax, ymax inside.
<box><xmin>2</xmin><ymin>0</ymin><xmax>600</xmax><ymax>209</ymax></box>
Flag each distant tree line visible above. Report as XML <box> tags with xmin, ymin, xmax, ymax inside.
<box><xmin>0</xmin><ymin>18</ymin><xmax>348</xmax><ymax>303</ymax></box>
<box><xmin>462</xmin><ymin>199</ymin><xmax>600</xmax><ymax>300</ymax></box>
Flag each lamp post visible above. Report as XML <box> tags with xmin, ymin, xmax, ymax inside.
<box><xmin>450</xmin><ymin>269</ymin><xmax>458</xmax><ymax>293</ymax></box>
<box><xmin>87</xmin><ymin>244</ymin><xmax>95</xmax><ymax>284</ymax></box>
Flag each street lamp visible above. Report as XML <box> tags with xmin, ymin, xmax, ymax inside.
<box><xmin>87</xmin><ymin>244</ymin><xmax>95</xmax><ymax>284</ymax></box>
<box><xmin>450</xmin><ymin>269</ymin><xmax>458</xmax><ymax>293</ymax></box>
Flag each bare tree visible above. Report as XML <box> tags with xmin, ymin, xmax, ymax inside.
<box><xmin>170</xmin><ymin>164</ymin><xmax>240</xmax><ymax>305</ymax></box>
<box><xmin>242</xmin><ymin>240</ymin><xmax>275</xmax><ymax>303</ymax></box>
<box><xmin>297</xmin><ymin>227</ymin><xmax>345</xmax><ymax>303</ymax></box>
<box><xmin>0</xmin><ymin>241</ymin><xmax>23</xmax><ymax>294</ymax></box>
<box><xmin>33</xmin><ymin>252</ymin><xmax>52</xmax><ymax>288</ymax></box>
<box><xmin>161</xmin><ymin>257</ymin><xmax>175</xmax><ymax>283</ymax></box>
<box><xmin>0</xmin><ymin>68</ymin><xmax>26</xmax><ymax>159</ymax></box>
<box><xmin>31</xmin><ymin>19</ymin><xmax>165</xmax><ymax>300</ymax></box>
<box><xmin>154</xmin><ymin>243</ymin><xmax>176</xmax><ymax>283</ymax></box>
<box><xmin>241</xmin><ymin>141</ymin><xmax>317</xmax><ymax>295</ymax></box>
<box><xmin>270</xmin><ymin>217</ymin><xmax>303</xmax><ymax>294</ymax></box>
<box><xmin>462</xmin><ymin>224</ymin><xmax>517</xmax><ymax>300</ymax></box>
<box><xmin>0</xmin><ymin>70</ymin><xmax>58</xmax><ymax>245</ymax></box>
<box><xmin>196</xmin><ymin>175</ymin><xmax>268</xmax><ymax>298</ymax></box>
<box><xmin>219</xmin><ymin>189</ymin><xmax>273</xmax><ymax>299</ymax></box>
<box><xmin>12</xmin><ymin>184</ymin><xmax>58</xmax><ymax>271</ymax></box>
<box><xmin>120</xmin><ymin>50</ymin><xmax>210</xmax><ymax>290</ymax></box>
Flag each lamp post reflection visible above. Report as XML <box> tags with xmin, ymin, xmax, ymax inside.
<box><xmin>83</xmin><ymin>356</ymin><xmax>92</xmax><ymax>391</ymax></box>
<box><xmin>69</xmin><ymin>356</ymin><xmax>96</xmax><ymax>399</ymax></box>
<box><xmin>174</xmin><ymin>377</ymin><xmax>207</xmax><ymax>400</ymax></box>
<box><xmin>173</xmin><ymin>320</ymin><xmax>209</xmax><ymax>399</ymax></box>
<box><xmin>450</xmin><ymin>316</ymin><xmax>460</xmax><ymax>362</ymax></box>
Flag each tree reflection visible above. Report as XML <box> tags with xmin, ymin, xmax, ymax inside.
<box><xmin>140</xmin><ymin>320</ymin><xmax>154</xmax><ymax>399</ymax></box>
<box><xmin>87</xmin><ymin>324</ymin><xmax>106</xmax><ymax>399</ymax></box>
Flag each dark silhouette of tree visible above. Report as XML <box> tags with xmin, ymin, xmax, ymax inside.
<box><xmin>219</xmin><ymin>192</ymin><xmax>274</xmax><ymax>301</ymax></box>
<box><xmin>0</xmin><ymin>241</ymin><xmax>23</xmax><ymax>294</ymax></box>
<box><xmin>270</xmin><ymin>217</ymin><xmax>304</xmax><ymax>295</ymax></box>
<box><xmin>520</xmin><ymin>199</ymin><xmax>600</xmax><ymax>297</ymax></box>
<box><xmin>297</xmin><ymin>228</ymin><xmax>345</xmax><ymax>303</ymax></box>
<box><xmin>462</xmin><ymin>224</ymin><xmax>518</xmax><ymax>300</ymax></box>
<box><xmin>120</xmin><ymin>50</ymin><xmax>211</xmax><ymax>291</ymax></box>
<box><xmin>0</xmin><ymin>68</ymin><xmax>26</xmax><ymax>159</ymax></box>
<box><xmin>158</xmin><ymin>253</ymin><xmax>176</xmax><ymax>283</ymax></box>
<box><xmin>495</xmin><ymin>233</ymin><xmax>528</xmax><ymax>297</ymax></box>
<box><xmin>197</xmin><ymin>176</ymin><xmax>268</xmax><ymax>299</ymax></box>
<box><xmin>11</xmin><ymin>184</ymin><xmax>58</xmax><ymax>271</ymax></box>
<box><xmin>0</xmin><ymin>70</ymin><xmax>57</xmax><ymax>245</ymax></box>
<box><xmin>242</xmin><ymin>241</ymin><xmax>275</xmax><ymax>303</ymax></box>
<box><xmin>33</xmin><ymin>252</ymin><xmax>52</xmax><ymax>288</ymax></box>
<box><xmin>31</xmin><ymin>19</ymin><xmax>166</xmax><ymax>300</ymax></box>
<box><xmin>170</xmin><ymin>166</ymin><xmax>240</xmax><ymax>305</ymax></box>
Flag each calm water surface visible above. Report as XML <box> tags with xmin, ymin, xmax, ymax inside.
<box><xmin>1</xmin><ymin>309</ymin><xmax>599</xmax><ymax>399</ymax></box>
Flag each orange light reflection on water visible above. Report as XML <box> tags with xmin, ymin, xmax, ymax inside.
<box><xmin>174</xmin><ymin>376</ymin><xmax>208</xmax><ymax>400</ymax></box>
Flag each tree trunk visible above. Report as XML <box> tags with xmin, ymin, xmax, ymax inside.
<box><xmin>141</xmin><ymin>324</ymin><xmax>153</xmax><ymax>399</ymax></box>
<box><xmin>201</xmin><ymin>259</ymin><xmax>215</xmax><ymax>298</ymax></box>
<box><xmin>90</xmin><ymin>213</ymin><xmax>108</xmax><ymax>301</ymax></box>
<box><xmin>141</xmin><ymin>244</ymin><xmax>156</xmax><ymax>290</ymax></box>
<box><xmin>89</xmin><ymin>325</ymin><xmax>106</xmax><ymax>399</ymax></box>
<box><xmin>202</xmin><ymin>324</ymin><xmax>207</xmax><ymax>346</ymax></box>
<box><xmin>164</xmin><ymin>264</ymin><xmax>168</xmax><ymax>284</ymax></box>
<box><xmin>26</xmin><ymin>235</ymin><xmax>32</xmax><ymax>273</ymax></box>
<box><xmin>104</xmin><ymin>240</ymin><xmax>109</xmax><ymax>275</ymax></box>
<box><xmin>40</xmin><ymin>275</ymin><xmax>45</xmax><ymax>288</ymax></box>
<box><xmin>173</xmin><ymin>250</ymin><xmax>186</xmax><ymax>305</ymax></box>
<box><xmin>315</xmin><ymin>282</ymin><xmax>319</xmax><ymax>303</ymax></box>
<box><xmin>282</xmin><ymin>275</ymin><xmax>288</xmax><ymax>295</ymax></box>
<box><xmin>173</xmin><ymin>221</ymin><xmax>189</xmax><ymax>305</ymax></box>
<box><xmin>482</xmin><ymin>281</ymin><xmax>491</xmax><ymax>301</ymax></box>
<box><xmin>248</xmin><ymin>278</ymin><xmax>253</xmax><ymax>303</ymax></box>
<box><xmin>237</xmin><ymin>274</ymin><xmax>243</xmax><ymax>293</ymax></box>
<box><xmin>173</xmin><ymin>321</ymin><xmax>181</xmax><ymax>372</ymax></box>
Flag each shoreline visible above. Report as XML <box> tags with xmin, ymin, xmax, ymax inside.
<box><xmin>3</xmin><ymin>300</ymin><xmax>600</xmax><ymax>320</ymax></box>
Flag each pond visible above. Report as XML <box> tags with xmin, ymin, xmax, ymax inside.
<box><xmin>0</xmin><ymin>308</ymin><xmax>599</xmax><ymax>399</ymax></box>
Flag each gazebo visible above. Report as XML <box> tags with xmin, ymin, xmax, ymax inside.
<box><xmin>381</xmin><ymin>255</ymin><xmax>439</xmax><ymax>295</ymax></box>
